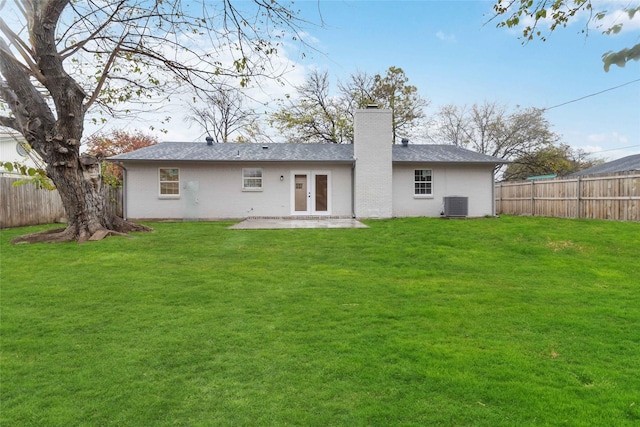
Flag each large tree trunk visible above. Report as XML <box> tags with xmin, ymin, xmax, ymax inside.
<box><xmin>5</xmin><ymin>92</ymin><xmax>153</xmax><ymax>243</ymax></box>
<box><xmin>11</xmin><ymin>150</ymin><xmax>152</xmax><ymax>244</ymax></box>
<box><xmin>1</xmin><ymin>1</ymin><xmax>151</xmax><ymax>244</ymax></box>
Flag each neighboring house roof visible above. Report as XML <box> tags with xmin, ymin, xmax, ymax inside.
<box><xmin>571</xmin><ymin>154</ymin><xmax>640</xmax><ymax>176</ymax></box>
<box><xmin>109</xmin><ymin>142</ymin><xmax>507</xmax><ymax>164</ymax></box>
<box><xmin>526</xmin><ymin>174</ymin><xmax>557</xmax><ymax>180</ymax></box>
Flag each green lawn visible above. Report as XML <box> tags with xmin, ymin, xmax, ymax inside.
<box><xmin>1</xmin><ymin>216</ymin><xmax>639</xmax><ymax>426</ymax></box>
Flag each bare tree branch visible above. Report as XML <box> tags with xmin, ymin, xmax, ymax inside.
<box><xmin>83</xmin><ymin>36</ymin><xmax>125</xmax><ymax>113</ymax></box>
<box><xmin>59</xmin><ymin>0</ymin><xmax>127</xmax><ymax>60</ymax></box>
<box><xmin>0</xmin><ymin>18</ymin><xmax>45</xmax><ymax>83</ymax></box>
<box><xmin>186</xmin><ymin>83</ymin><xmax>260</xmax><ymax>143</ymax></box>
<box><xmin>431</xmin><ymin>101</ymin><xmax>559</xmax><ymax>174</ymax></box>
<box><xmin>0</xmin><ymin>115</ymin><xmax>19</xmax><ymax>131</ymax></box>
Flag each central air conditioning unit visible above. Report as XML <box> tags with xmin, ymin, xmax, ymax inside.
<box><xmin>443</xmin><ymin>196</ymin><xmax>468</xmax><ymax>217</ymax></box>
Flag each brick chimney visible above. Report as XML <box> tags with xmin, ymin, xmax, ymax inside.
<box><xmin>353</xmin><ymin>107</ymin><xmax>393</xmax><ymax>218</ymax></box>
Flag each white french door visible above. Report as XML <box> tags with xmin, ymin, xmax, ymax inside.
<box><xmin>291</xmin><ymin>171</ymin><xmax>331</xmax><ymax>215</ymax></box>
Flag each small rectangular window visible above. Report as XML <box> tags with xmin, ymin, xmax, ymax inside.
<box><xmin>414</xmin><ymin>169</ymin><xmax>432</xmax><ymax>196</ymax></box>
<box><xmin>159</xmin><ymin>168</ymin><xmax>180</xmax><ymax>196</ymax></box>
<box><xmin>243</xmin><ymin>168</ymin><xmax>263</xmax><ymax>191</ymax></box>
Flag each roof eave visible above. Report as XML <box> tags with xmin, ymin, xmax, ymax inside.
<box><xmin>392</xmin><ymin>160</ymin><xmax>510</xmax><ymax>164</ymax></box>
<box><xmin>107</xmin><ymin>158</ymin><xmax>355</xmax><ymax>163</ymax></box>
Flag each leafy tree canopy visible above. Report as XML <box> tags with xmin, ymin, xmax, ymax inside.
<box><xmin>272</xmin><ymin>66</ymin><xmax>429</xmax><ymax>144</ymax></box>
<box><xmin>272</xmin><ymin>70</ymin><xmax>352</xmax><ymax>144</ymax></box>
<box><xmin>492</xmin><ymin>0</ymin><xmax>640</xmax><ymax>71</ymax></box>
<box><xmin>370</xmin><ymin>66</ymin><xmax>429</xmax><ymax>143</ymax></box>
<box><xmin>502</xmin><ymin>143</ymin><xmax>604</xmax><ymax>181</ymax></box>
<box><xmin>85</xmin><ymin>130</ymin><xmax>158</xmax><ymax>158</ymax></box>
<box><xmin>85</xmin><ymin>129</ymin><xmax>158</xmax><ymax>186</ymax></box>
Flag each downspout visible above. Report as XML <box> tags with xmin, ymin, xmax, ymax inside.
<box><xmin>491</xmin><ymin>168</ymin><xmax>496</xmax><ymax>217</ymax></box>
<box><xmin>351</xmin><ymin>158</ymin><xmax>356</xmax><ymax>218</ymax></box>
<box><xmin>112</xmin><ymin>162</ymin><xmax>128</xmax><ymax>220</ymax></box>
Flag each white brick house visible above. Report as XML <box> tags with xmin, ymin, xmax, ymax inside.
<box><xmin>109</xmin><ymin>108</ymin><xmax>506</xmax><ymax>220</ymax></box>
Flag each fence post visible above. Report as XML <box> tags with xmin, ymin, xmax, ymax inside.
<box><xmin>576</xmin><ymin>176</ymin><xmax>581</xmax><ymax>219</ymax></box>
<box><xmin>531</xmin><ymin>180</ymin><xmax>535</xmax><ymax>216</ymax></box>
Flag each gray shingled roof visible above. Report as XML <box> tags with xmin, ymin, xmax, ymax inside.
<box><xmin>570</xmin><ymin>154</ymin><xmax>640</xmax><ymax>176</ymax></box>
<box><xmin>392</xmin><ymin>144</ymin><xmax>508</xmax><ymax>163</ymax></box>
<box><xmin>109</xmin><ymin>142</ymin><xmax>354</xmax><ymax>162</ymax></box>
<box><xmin>109</xmin><ymin>142</ymin><xmax>507</xmax><ymax>164</ymax></box>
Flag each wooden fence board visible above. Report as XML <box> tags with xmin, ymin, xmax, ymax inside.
<box><xmin>0</xmin><ymin>177</ymin><xmax>122</xmax><ymax>229</ymax></box>
<box><xmin>495</xmin><ymin>172</ymin><xmax>639</xmax><ymax>221</ymax></box>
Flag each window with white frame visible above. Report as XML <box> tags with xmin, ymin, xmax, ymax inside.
<box><xmin>414</xmin><ymin>169</ymin><xmax>432</xmax><ymax>196</ymax></box>
<box><xmin>159</xmin><ymin>168</ymin><xmax>180</xmax><ymax>196</ymax></box>
<box><xmin>242</xmin><ymin>168</ymin><xmax>263</xmax><ymax>191</ymax></box>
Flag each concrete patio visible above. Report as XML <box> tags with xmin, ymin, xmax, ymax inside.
<box><xmin>228</xmin><ymin>218</ymin><xmax>369</xmax><ymax>229</ymax></box>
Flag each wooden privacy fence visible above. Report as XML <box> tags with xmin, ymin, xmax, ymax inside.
<box><xmin>495</xmin><ymin>171</ymin><xmax>640</xmax><ymax>221</ymax></box>
<box><xmin>0</xmin><ymin>177</ymin><xmax>122</xmax><ymax>229</ymax></box>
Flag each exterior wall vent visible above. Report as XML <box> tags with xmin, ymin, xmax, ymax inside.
<box><xmin>443</xmin><ymin>196</ymin><xmax>468</xmax><ymax>217</ymax></box>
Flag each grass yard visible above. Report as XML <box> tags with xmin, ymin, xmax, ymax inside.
<box><xmin>1</xmin><ymin>216</ymin><xmax>639</xmax><ymax>426</ymax></box>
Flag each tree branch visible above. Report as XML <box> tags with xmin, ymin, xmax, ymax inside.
<box><xmin>59</xmin><ymin>0</ymin><xmax>127</xmax><ymax>60</ymax></box>
<box><xmin>83</xmin><ymin>37</ymin><xmax>125</xmax><ymax>113</ymax></box>
<box><xmin>0</xmin><ymin>38</ymin><xmax>55</xmax><ymax>137</ymax></box>
<box><xmin>0</xmin><ymin>17</ymin><xmax>46</xmax><ymax>83</ymax></box>
<box><xmin>0</xmin><ymin>115</ymin><xmax>20</xmax><ymax>131</ymax></box>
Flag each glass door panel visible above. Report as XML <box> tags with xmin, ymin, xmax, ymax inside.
<box><xmin>314</xmin><ymin>174</ymin><xmax>328</xmax><ymax>212</ymax></box>
<box><xmin>294</xmin><ymin>174</ymin><xmax>308</xmax><ymax>212</ymax></box>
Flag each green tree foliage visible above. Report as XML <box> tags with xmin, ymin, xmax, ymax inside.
<box><xmin>492</xmin><ymin>0</ymin><xmax>640</xmax><ymax>71</ymax></box>
<box><xmin>1</xmin><ymin>160</ymin><xmax>53</xmax><ymax>189</ymax></box>
<box><xmin>0</xmin><ymin>0</ymin><xmax>306</xmax><ymax>243</ymax></box>
<box><xmin>371</xmin><ymin>66</ymin><xmax>429</xmax><ymax>143</ymax></box>
<box><xmin>502</xmin><ymin>144</ymin><xmax>604</xmax><ymax>181</ymax></box>
<box><xmin>272</xmin><ymin>70</ymin><xmax>352</xmax><ymax>143</ymax></box>
<box><xmin>272</xmin><ymin>67</ymin><xmax>428</xmax><ymax>144</ymax></box>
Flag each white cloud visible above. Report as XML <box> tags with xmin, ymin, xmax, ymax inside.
<box><xmin>577</xmin><ymin>144</ymin><xmax>605</xmax><ymax>153</ymax></box>
<box><xmin>297</xmin><ymin>31</ymin><xmax>321</xmax><ymax>48</ymax></box>
<box><xmin>573</xmin><ymin>132</ymin><xmax>638</xmax><ymax>161</ymax></box>
<box><xmin>80</xmin><ymin>26</ymin><xmax>313</xmax><ymax>144</ymax></box>
<box><xmin>85</xmin><ymin>62</ymin><xmax>309</xmax><ymax>144</ymax></box>
<box><xmin>436</xmin><ymin>31</ymin><xmax>456</xmax><ymax>43</ymax></box>
<box><xmin>587</xmin><ymin>131</ymin><xmax>629</xmax><ymax>145</ymax></box>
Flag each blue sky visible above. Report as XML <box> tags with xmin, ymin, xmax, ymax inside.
<box><xmin>285</xmin><ymin>0</ymin><xmax>640</xmax><ymax>160</ymax></box>
<box><xmin>82</xmin><ymin>0</ymin><xmax>639</xmax><ymax>161</ymax></box>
